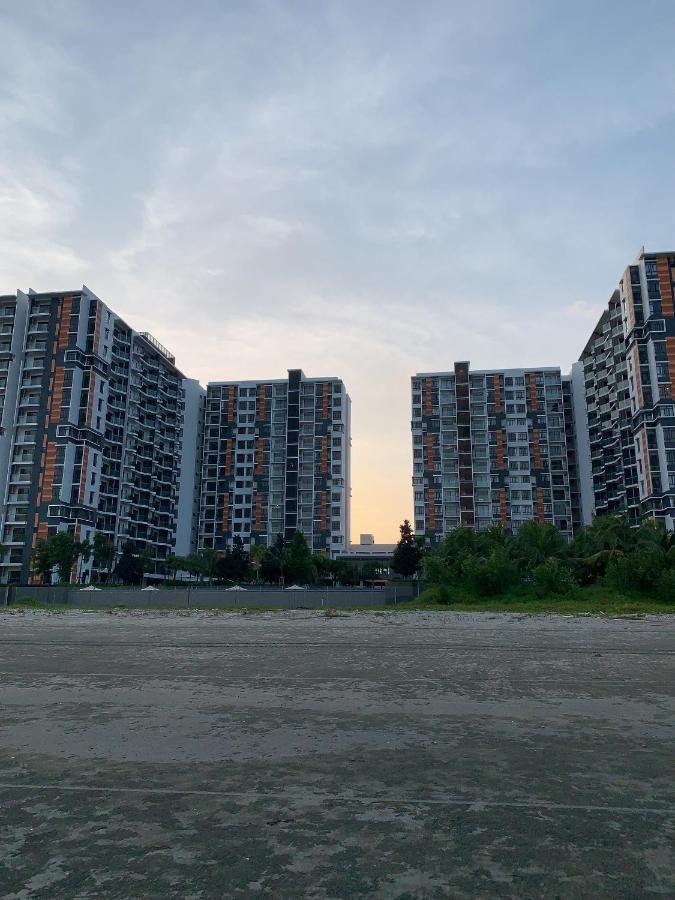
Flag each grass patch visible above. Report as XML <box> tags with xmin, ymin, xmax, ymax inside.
<box><xmin>6</xmin><ymin>599</ymin><xmax>81</xmax><ymax>613</ymax></box>
<box><xmin>403</xmin><ymin>583</ymin><xmax>675</xmax><ymax>616</ymax></box>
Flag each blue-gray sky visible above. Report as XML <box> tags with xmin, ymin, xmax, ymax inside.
<box><xmin>2</xmin><ymin>0</ymin><xmax>675</xmax><ymax>539</ymax></box>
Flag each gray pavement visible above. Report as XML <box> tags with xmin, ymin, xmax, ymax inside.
<box><xmin>0</xmin><ymin>609</ymin><xmax>673</xmax><ymax>898</ymax></box>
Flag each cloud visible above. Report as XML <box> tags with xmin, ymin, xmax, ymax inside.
<box><xmin>0</xmin><ymin>164</ymin><xmax>84</xmax><ymax>285</ymax></box>
<box><xmin>0</xmin><ymin>5</ymin><xmax>86</xmax><ymax>286</ymax></box>
<box><xmin>564</xmin><ymin>301</ymin><xmax>601</xmax><ymax>321</ymax></box>
<box><xmin>1</xmin><ymin>0</ymin><xmax>675</xmax><ymax>537</ymax></box>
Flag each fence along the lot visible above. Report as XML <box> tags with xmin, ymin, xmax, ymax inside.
<box><xmin>1</xmin><ymin>583</ymin><xmax>416</xmax><ymax>609</ymax></box>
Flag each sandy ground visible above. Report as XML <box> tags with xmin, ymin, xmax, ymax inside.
<box><xmin>0</xmin><ymin>609</ymin><xmax>673</xmax><ymax>898</ymax></box>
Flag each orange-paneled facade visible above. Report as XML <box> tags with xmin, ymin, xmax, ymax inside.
<box><xmin>199</xmin><ymin>370</ymin><xmax>351</xmax><ymax>559</ymax></box>
<box><xmin>620</xmin><ymin>250</ymin><xmax>675</xmax><ymax>528</ymax></box>
<box><xmin>0</xmin><ymin>288</ymin><xmax>110</xmax><ymax>584</ymax></box>
<box><xmin>412</xmin><ymin>363</ymin><xmax>575</xmax><ymax>543</ymax></box>
<box><xmin>0</xmin><ymin>285</ymin><xmax>195</xmax><ymax>585</ymax></box>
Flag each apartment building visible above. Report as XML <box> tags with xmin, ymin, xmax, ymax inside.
<box><xmin>620</xmin><ymin>249</ymin><xmax>675</xmax><ymax>529</ymax></box>
<box><xmin>578</xmin><ymin>289</ymin><xmax>639</xmax><ymax>524</ymax></box>
<box><xmin>572</xmin><ymin>249</ymin><xmax>675</xmax><ymax>530</ymax></box>
<box><xmin>411</xmin><ymin>362</ymin><xmax>575</xmax><ymax>542</ymax></box>
<box><xmin>0</xmin><ymin>286</ymin><xmax>202</xmax><ymax>584</ymax></box>
<box><xmin>198</xmin><ymin>369</ymin><xmax>351</xmax><ymax>556</ymax></box>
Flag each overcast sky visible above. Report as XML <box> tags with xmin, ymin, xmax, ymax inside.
<box><xmin>2</xmin><ymin>0</ymin><xmax>675</xmax><ymax>541</ymax></box>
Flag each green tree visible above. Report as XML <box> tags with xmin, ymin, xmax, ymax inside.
<box><xmin>77</xmin><ymin>537</ymin><xmax>92</xmax><ymax>583</ymax></box>
<box><xmin>605</xmin><ymin>544</ymin><xmax>666</xmax><ymax>593</ymax></box>
<box><xmin>250</xmin><ymin>543</ymin><xmax>267</xmax><ymax>582</ymax></box>
<box><xmin>461</xmin><ymin>546</ymin><xmax>519</xmax><ymax>597</ymax></box>
<box><xmin>139</xmin><ymin>545</ymin><xmax>155</xmax><ymax>585</ymax></box>
<box><xmin>423</xmin><ymin>527</ymin><xmax>476</xmax><ymax>584</ymax></box>
<box><xmin>391</xmin><ymin>520</ymin><xmax>422</xmax><ymax>578</ymax></box>
<box><xmin>164</xmin><ymin>554</ymin><xmax>181</xmax><ymax>583</ymax></box>
<box><xmin>230</xmin><ymin>536</ymin><xmax>252</xmax><ymax>581</ymax></box>
<box><xmin>31</xmin><ymin>539</ymin><xmax>54</xmax><ymax>584</ymax></box>
<box><xmin>214</xmin><ymin>538</ymin><xmax>252</xmax><ymax>582</ymax></box>
<box><xmin>184</xmin><ymin>553</ymin><xmax>205</xmax><ymax>582</ymax></box>
<box><xmin>49</xmin><ymin>531</ymin><xmax>79</xmax><ymax>583</ymax></box>
<box><xmin>568</xmin><ymin>514</ymin><xmax>634</xmax><ymax>583</ymax></box>
<box><xmin>199</xmin><ymin>548</ymin><xmax>220</xmax><ymax>583</ymax></box>
<box><xmin>285</xmin><ymin>531</ymin><xmax>316</xmax><ymax>584</ymax></box>
<box><xmin>260</xmin><ymin>548</ymin><xmax>282</xmax><ymax>583</ymax></box>
<box><xmin>257</xmin><ymin>534</ymin><xmax>287</xmax><ymax>584</ymax></box>
<box><xmin>93</xmin><ymin>532</ymin><xmax>115</xmax><ymax>582</ymax></box>
<box><xmin>116</xmin><ymin>541</ymin><xmax>143</xmax><ymax>585</ymax></box>
<box><xmin>510</xmin><ymin>521</ymin><xmax>566</xmax><ymax>572</ymax></box>
<box><xmin>337</xmin><ymin>559</ymin><xmax>360</xmax><ymax>585</ymax></box>
<box><xmin>314</xmin><ymin>554</ymin><xmax>337</xmax><ymax>584</ymax></box>
<box><xmin>361</xmin><ymin>560</ymin><xmax>384</xmax><ymax>581</ymax></box>
<box><xmin>634</xmin><ymin>519</ymin><xmax>675</xmax><ymax>563</ymax></box>
<box><xmin>531</xmin><ymin>558</ymin><xmax>577</xmax><ymax>597</ymax></box>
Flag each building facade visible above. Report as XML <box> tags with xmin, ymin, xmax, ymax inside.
<box><xmin>198</xmin><ymin>370</ymin><xmax>351</xmax><ymax>556</ymax></box>
<box><xmin>411</xmin><ymin>363</ymin><xmax>576</xmax><ymax>542</ymax></box>
<box><xmin>577</xmin><ymin>289</ymin><xmax>639</xmax><ymax>524</ymax></box>
<box><xmin>572</xmin><ymin>249</ymin><xmax>675</xmax><ymax>530</ymax></box>
<box><xmin>0</xmin><ymin>286</ymin><xmax>203</xmax><ymax>584</ymax></box>
<box><xmin>620</xmin><ymin>249</ymin><xmax>675</xmax><ymax>529</ymax></box>
<box><xmin>565</xmin><ymin>362</ymin><xmax>593</xmax><ymax>530</ymax></box>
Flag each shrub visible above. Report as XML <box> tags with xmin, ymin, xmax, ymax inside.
<box><xmin>655</xmin><ymin>570</ymin><xmax>675</xmax><ymax>605</ymax></box>
<box><xmin>605</xmin><ymin>546</ymin><xmax>665</xmax><ymax>593</ymax></box>
<box><xmin>568</xmin><ymin>552</ymin><xmax>603</xmax><ymax>587</ymax></box>
<box><xmin>461</xmin><ymin>548</ymin><xmax>519</xmax><ymax>597</ymax></box>
<box><xmin>531</xmin><ymin>558</ymin><xmax>576</xmax><ymax>598</ymax></box>
<box><xmin>419</xmin><ymin>584</ymin><xmax>452</xmax><ymax>605</ymax></box>
<box><xmin>510</xmin><ymin>521</ymin><xmax>566</xmax><ymax>572</ymax></box>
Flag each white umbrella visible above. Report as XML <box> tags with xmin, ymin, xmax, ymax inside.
<box><xmin>225</xmin><ymin>585</ymin><xmax>247</xmax><ymax>591</ymax></box>
<box><xmin>79</xmin><ymin>585</ymin><xmax>102</xmax><ymax>591</ymax></box>
<box><xmin>141</xmin><ymin>585</ymin><xmax>159</xmax><ymax>591</ymax></box>
<box><xmin>285</xmin><ymin>584</ymin><xmax>307</xmax><ymax>590</ymax></box>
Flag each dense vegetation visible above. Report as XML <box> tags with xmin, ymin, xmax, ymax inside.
<box><xmin>30</xmin><ymin>530</ymin><xmax>386</xmax><ymax>586</ymax></box>
<box><xmin>29</xmin><ymin>514</ymin><xmax>675</xmax><ymax>605</ymax></box>
<box><xmin>421</xmin><ymin>515</ymin><xmax>675</xmax><ymax>604</ymax></box>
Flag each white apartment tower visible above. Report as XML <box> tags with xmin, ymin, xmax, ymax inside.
<box><xmin>198</xmin><ymin>369</ymin><xmax>351</xmax><ymax>556</ymax></box>
<box><xmin>0</xmin><ymin>286</ymin><xmax>204</xmax><ymax>583</ymax></box>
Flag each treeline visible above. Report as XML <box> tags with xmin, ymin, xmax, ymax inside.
<box><xmin>166</xmin><ymin>532</ymin><xmax>386</xmax><ymax>586</ymax></box>
<box><xmin>32</xmin><ymin>532</ymin><xmax>114</xmax><ymax>584</ymax></box>
<box><xmin>422</xmin><ymin>515</ymin><xmax>675</xmax><ymax>603</ymax></box>
<box><xmin>30</xmin><ymin>530</ymin><xmax>387</xmax><ymax>586</ymax></box>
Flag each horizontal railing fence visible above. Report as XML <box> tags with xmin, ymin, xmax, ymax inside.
<box><xmin>1</xmin><ymin>583</ymin><xmax>416</xmax><ymax>609</ymax></box>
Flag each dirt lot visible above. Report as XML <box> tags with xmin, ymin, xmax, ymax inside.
<box><xmin>0</xmin><ymin>609</ymin><xmax>673</xmax><ymax>898</ymax></box>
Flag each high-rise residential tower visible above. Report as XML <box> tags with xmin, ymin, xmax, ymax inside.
<box><xmin>573</xmin><ymin>249</ymin><xmax>675</xmax><ymax>530</ymax></box>
<box><xmin>411</xmin><ymin>363</ymin><xmax>576</xmax><ymax>542</ymax></box>
<box><xmin>0</xmin><ymin>286</ymin><xmax>203</xmax><ymax>584</ymax></box>
<box><xmin>198</xmin><ymin>369</ymin><xmax>351</xmax><ymax>556</ymax></box>
<box><xmin>578</xmin><ymin>289</ymin><xmax>639</xmax><ymax>524</ymax></box>
<box><xmin>620</xmin><ymin>249</ymin><xmax>675</xmax><ymax>529</ymax></box>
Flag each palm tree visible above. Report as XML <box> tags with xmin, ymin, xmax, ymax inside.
<box><xmin>249</xmin><ymin>543</ymin><xmax>266</xmax><ymax>583</ymax></box>
<box><xmin>510</xmin><ymin>521</ymin><xmax>565</xmax><ymax>571</ymax></box>
<box><xmin>165</xmin><ymin>554</ymin><xmax>180</xmax><ymax>583</ymax></box>
<box><xmin>199</xmin><ymin>548</ymin><xmax>220</xmax><ymax>584</ymax></box>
